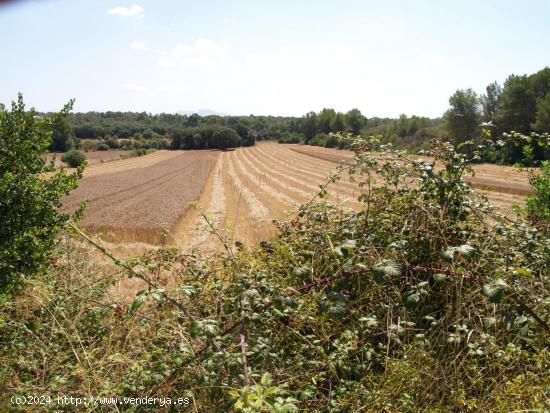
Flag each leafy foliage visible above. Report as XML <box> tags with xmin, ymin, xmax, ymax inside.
<box><xmin>0</xmin><ymin>95</ymin><xmax>83</xmax><ymax>291</ymax></box>
<box><xmin>61</xmin><ymin>149</ymin><xmax>86</xmax><ymax>167</ymax></box>
<box><xmin>526</xmin><ymin>160</ymin><xmax>550</xmax><ymax>228</ymax></box>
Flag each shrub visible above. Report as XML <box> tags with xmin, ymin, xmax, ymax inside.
<box><xmin>526</xmin><ymin>160</ymin><xmax>550</xmax><ymax>228</ymax></box>
<box><xmin>105</xmin><ymin>138</ymin><xmax>120</xmax><ymax>149</ymax></box>
<box><xmin>96</xmin><ymin>143</ymin><xmax>109</xmax><ymax>151</ymax></box>
<box><xmin>0</xmin><ymin>95</ymin><xmax>82</xmax><ymax>291</ymax></box>
<box><xmin>278</xmin><ymin>132</ymin><xmax>301</xmax><ymax>144</ymax></box>
<box><xmin>61</xmin><ymin>149</ymin><xmax>86</xmax><ymax>167</ymax></box>
<box><xmin>211</xmin><ymin>127</ymin><xmax>242</xmax><ymax>149</ymax></box>
<box><xmin>307</xmin><ymin>132</ymin><xmax>329</xmax><ymax>146</ymax></box>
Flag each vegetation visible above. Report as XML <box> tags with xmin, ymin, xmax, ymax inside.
<box><xmin>65</xmin><ymin>111</ymin><xmax>288</xmax><ymax>148</ymax></box>
<box><xmin>49</xmin><ymin>112</ymin><xmax>76</xmax><ymax>152</ymax></box>
<box><xmin>526</xmin><ymin>160</ymin><xmax>550</xmax><ymax>228</ymax></box>
<box><xmin>0</xmin><ymin>95</ymin><xmax>82</xmax><ymax>293</ymax></box>
<box><xmin>445</xmin><ymin>67</ymin><xmax>550</xmax><ymax>164</ymax></box>
<box><xmin>211</xmin><ymin>127</ymin><xmax>242</xmax><ymax>150</ymax></box>
<box><xmin>61</xmin><ymin>149</ymin><xmax>86</xmax><ymax>167</ymax></box>
<box><xmin>277</xmin><ymin>132</ymin><xmax>301</xmax><ymax>144</ymax></box>
<box><xmin>1</xmin><ymin>105</ymin><xmax>548</xmax><ymax>410</ymax></box>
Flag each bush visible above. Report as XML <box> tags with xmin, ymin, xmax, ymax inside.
<box><xmin>526</xmin><ymin>160</ymin><xmax>550</xmax><ymax>228</ymax></box>
<box><xmin>0</xmin><ymin>95</ymin><xmax>82</xmax><ymax>291</ymax></box>
<box><xmin>307</xmin><ymin>132</ymin><xmax>329</xmax><ymax>147</ymax></box>
<box><xmin>61</xmin><ymin>149</ymin><xmax>86</xmax><ymax>167</ymax></box>
<box><xmin>121</xmin><ymin>148</ymin><xmax>156</xmax><ymax>159</ymax></box>
<box><xmin>278</xmin><ymin>132</ymin><xmax>301</xmax><ymax>144</ymax></box>
<box><xmin>105</xmin><ymin>138</ymin><xmax>120</xmax><ymax>149</ymax></box>
<box><xmin>96</xmin><ymin>143</ymin><xmax>109</xmax><ymax>151</ymax></box>
<box><xmin>211</xmin><ymin>127</ymin><xmax>242</xmax><ymax>149</ymax></box>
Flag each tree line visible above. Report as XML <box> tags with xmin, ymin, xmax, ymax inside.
<box><xmin>47</xmin><ymin>112</ymin><xmax>300</xmax><ymax>152</ymax></box>
<box><xmin>445</xmin><ymin>67</ymin><xmax>550</xmax><ymax>163</ymax></box>
<box><xmin>34</xmin><ymin>67</ymin><xmax>550</xmax><ymax>164</ymax></box>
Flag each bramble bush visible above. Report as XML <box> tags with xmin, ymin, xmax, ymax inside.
<box><xmin>0</xmin><ymin>127</ymin><xmax>548</xmax><ymax>411</ymax></box>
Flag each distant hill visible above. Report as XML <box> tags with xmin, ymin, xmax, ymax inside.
<box><xmin>177</xmin><ymin>109</ymin><xmax>229</xmax><ymax>117</ymax></box>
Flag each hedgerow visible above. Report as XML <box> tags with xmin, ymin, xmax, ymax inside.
<box><xmin>0</xmin><ymin>131</ymin><xmax>548</xmax><ymax>412</ymax></box>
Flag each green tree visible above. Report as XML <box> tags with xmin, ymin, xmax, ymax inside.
<box><xmin>300</xmin><ymin>112</ymin><xmax>318</xmax><ymax>143</ymax></box>
<box><xmin>49</xmin><ymin>114</ymin><xmax>75</xmax><ymax>152</ymax></box>
<box><xmin>444</xmin><ymin>88</ymin><xmax>481</xmax><ymax>144</ymax></box>
<box><xmin>533</xmin><ymin>93</ymin><xmax>550</xmax><ymax>132</ymax></box>
<box><xmin>318</xmin><ymin>108</ymin><xmax>336</xmax><ymax>134</ymax></box>
<box><xmin>187</xmin><ymin>113</ymin><xmax>200</xmax><ymax>127</ymax></box>
<box><xmin>211</xmin><ymin>127</ymin><xmax>241</xmax><ymax>149</ymax></box>
<box><xmin>0</xmin><ymin>95</ymin><xmax>82</xmax><ymax>290</ymax></box>
<box><xmin>481</xmin><ymin>81</ymin><xmax>501</xmax><ymax>123</ymax></box>
<box><xmin>345</xmin><ymin>108</ymin><xmax>366</xmax><ymax>135</ymax></box>
<box><xmin>496</xmin><ymin>75</ymin><xmax>536</xmax><ymax>133</ymax></box>
<box><xmin>332</xmin><ymin>112</ymin><xmax>346</xmax><ymax>132</ymax></box>
<box><xmin>528</xmin><ymin>66</ymin><xmax>550</xmax><ymax>100</ymax></box>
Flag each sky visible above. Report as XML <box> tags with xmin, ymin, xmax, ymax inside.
<box><xmin>1</xmin><ymin>0</ymin><xmax>549</xmax><ymax>117</ymax></box>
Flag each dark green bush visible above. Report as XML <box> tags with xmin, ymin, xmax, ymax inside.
<box><xmin>105</xmin><ymin>137</ymin><xmax>120</xmax><ymax>149</ymax></box>
<box><xmin>96</xmin><ymin>143</ymin><xmax>109</xmax><ymax>151</ymax></box>
<box><xmin>278</xmin><ymin>132</ymin><xmax>301</xmax><ymax>144</ymax></box>
<box><xmin>307</xmin><ymin>132</ymin><xmax>329</xmax><ymax>147</ymax></box>
<box><xmin>211</xmin><ymin>127</ymin><xmax>242</xmax><ymax>149</ymax></box>
<box><xmin>61</xmin><ymin>149</ymin><xmax>86</xmax><ymax>167</ymax></box>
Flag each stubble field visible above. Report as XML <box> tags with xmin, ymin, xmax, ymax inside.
<box><xmin>64</xmin><ymin>142</ymin><xmax>532</xmax><ymax>253</ymax></box>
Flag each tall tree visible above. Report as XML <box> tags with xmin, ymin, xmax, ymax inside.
<box><xmin>533</xmin><ymin>93</ymin><xmax>550</xmax><ymax>132</ymax></box>
<box><xmin>444</xmin><ymin>88</ymin><xmax>481</xmax><ymax>143</ymax></box>
<box><xmin>300</xmin><ymin>112</ymin><xmax>318</xmax><ymax>143</ymax></box>
<box><xmin>496</xmin><ymin>75</ymin><xmax>536</xmax><ymax>134</ymax></box>
<box><xmin>345</xmin><ymin>108</ymin><xmax>366</xmax><ymax>135</ymax></box>
<box><xmin>318</xmin><ymin>108</ymin><xmax>336</xmax><ymax>134</ymax></box>
<box><xmin>332</xmin><ymin>112</ymin><xmax>346</xmax><ymax>132</ymax></box>
<box><xmin>49</xmin><ymin>115</ymin><xmax>75</xmax><ymax>152</ymax></box>
<box><xmin>481</xmin><ymin>81</ymin><xmax>502</xmax><ymax>123</ymax></box>
<box><xmin>528</xmin><ymin>67</ymin><xmax>550</xmax><ymax>100</ymax></box>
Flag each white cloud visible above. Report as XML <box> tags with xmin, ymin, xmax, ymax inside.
<box><xmin>108</xmin><ymin>4</ymin><xmax>144</xmax><ymax>17</ymax></box>
<box><xmin>130</xmin><ymin>41</ymin><xmax>148</xmax><ymax>51</ymax></box>
<box><xmin>122</xmin><ymin>83</ymin><xmax>145</xmax><ymax>92</ymax></box>
<box><xmin>157</xmin><ymin>39</ymin><xmax>229</xmax><ymax>67</ymax></box>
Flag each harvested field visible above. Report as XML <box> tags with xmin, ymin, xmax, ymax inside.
<box><xmin>65</xmin><ymin>142</ymin><xmax>534</xmax><ymax>253</ymax></box>
<box><xmin>62</xmin><ymin>150</ymin><xmax>219</xmax><ymax>244</ymax></box>
<box><xmin>288</xmin><ymin>144</ymin><xmax>532</xmax><ymax>207</ymax></box>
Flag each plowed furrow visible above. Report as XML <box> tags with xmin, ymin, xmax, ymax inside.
<box><xmin>244</xmin><ymin>146</ymin><xmax>361</xmax><ymax>208</ymax></box>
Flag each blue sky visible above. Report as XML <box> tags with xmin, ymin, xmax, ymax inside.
<box><xmin>1</xmin><ymin>0</ymin><xmax>549</xmax><ymax>117</ymax></box>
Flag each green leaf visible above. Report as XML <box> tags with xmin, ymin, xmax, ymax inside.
<box><xmin>433</xmin><ymin>273</ymin><xmax>447</xmax><ymax>283</ymax></box>
<box><xmin>404</xmin><ymin>293</ymin><xmax>421</xmax><ymax>309</ymax></box>
<box><xmin>371</xmin><ymin>261</ymin><xmax>401</xmax><ymax>283</ymax></box>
